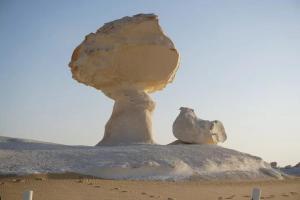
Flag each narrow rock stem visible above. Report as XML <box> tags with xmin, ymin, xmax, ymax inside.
<box><xmin>98</xmin><ymin>89</ymin><xmax>155</xmax><ymax>145</ymax></box>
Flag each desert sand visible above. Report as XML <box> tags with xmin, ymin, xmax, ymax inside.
<box><xmin>0</xmin><ymin>174</ymin><xmax>299</xmax><ymax>200</ymax></box>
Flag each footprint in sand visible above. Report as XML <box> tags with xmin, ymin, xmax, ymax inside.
<box><xmin>290</xmin><ymin>192</ymin><xmax>298</xmax><ymax>195</ymax></box>
<box><xmin>225</xmin><ymin>195</ymin><xmax>235</xmax><ymax>199</ymax></box>
<box><xmin>218</xmin><ymin>197</ymin><xmax>223</xmax><ymax>200</ymax></box>
<box><xmin>12</xmin><ymin>178</ymin><xmax>25</xmax><ymax>183</ymax></box>
<box><xmin>94</xmin><ymin>185</ymin><xmax>101</xmax><ymax>188</ymax></box>
<box><xmin>261</xmin><ymin>197</ymin><xmax>273</xmax><ymax>199</ymax></box>
<box><xmin>35</xmin><ymin>177</ymin><xmax>45</xmax><ymax>181</ymax></box>
<box><xmin>121</xmin><ymin>190</ymin><xmax>128</xmax><ymax>193</ymax></box>
<box><xmin>141</xmin><ymin>192</ymin><xmax>147</xmax><ymax>195</ymax></box>
<box><xmin>281</xmin><ymin>194</ymin><xmax>289</xmax><ymax>197</ymax></box>
<box><xmin>264</xmin><ymin>194</ymin><xmax>275</xmax><ymax>199</ymax></box>
<box><xmin>111</xmin><ymin>187</ymin><xmax>120</xmax><ymax>191</ymax></box>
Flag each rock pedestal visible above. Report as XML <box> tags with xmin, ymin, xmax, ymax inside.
<box><xmin>98</xmin><ymin>89</ymin><xmax>155</xmax><ymax>145</ymax></box>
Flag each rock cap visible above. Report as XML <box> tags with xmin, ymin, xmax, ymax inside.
<box><xmin>69</xmin><ymin>13</ymin><xmax>180</xmax><ymax>99</ymax></box>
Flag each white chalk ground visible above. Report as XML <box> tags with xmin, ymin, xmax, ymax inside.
<box><xmin>0</xmin><ymin>136</ymin><xmax>294</xmax><ymax>181</ymax></box>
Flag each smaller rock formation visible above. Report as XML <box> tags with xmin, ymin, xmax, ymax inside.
<box><xmin>172</xmin><ymin>107</ymin><xmax>227</xmax><ymax>144</ymax></box>
<box><xmin>270</xmin><ymin>162</ymin><xmax>278</xmax><ymax>168</ymax></box>
<box><xmin>280</xmin><ymin>162</ymin><xmax>300</xmax><ymax>177</ymax></box>
<box><xmin>284</xmin><ymin>165</ymin><xmax>292</xmax><ymax>169</ymax></box>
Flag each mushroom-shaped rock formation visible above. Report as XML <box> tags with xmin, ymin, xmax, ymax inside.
<box><xmin>172</xmin><ymin>107</ymin><xmax>227</xmax><ymax>144</ymax></box>
<box><xmin>69</xmin><ymin>14</ymin><xmax>180</xmax><ymax>145</ymax></box>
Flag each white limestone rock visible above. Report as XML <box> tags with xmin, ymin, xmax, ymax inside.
<box><xmin>98</xmin><ymin>89</ymin><xmax>155</xmax><ymax>145</ymax></box>
<box><xmin>69</xmin><ymin>14</ymin><xmax>180</xmax><ymax>145</ymax></box>
<box><xmin>0</xmin><ymin>136</ymin><xmax>285</xmax><ymax>180</ymax></box>
<box><xmin>168</xmin><ymin>140</ymin><xmax>191</xmax><ymax>145</ymax></box>
<box><xmin>173</xmin><ymin>107</ymin><xmax>227</xmax><ymax>144</ymax></box>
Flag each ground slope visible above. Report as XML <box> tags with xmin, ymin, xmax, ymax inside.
<box><xmin>0</xmin><ymin>136</ymin><xmax>285</xmax><ymax>180</ymax></box>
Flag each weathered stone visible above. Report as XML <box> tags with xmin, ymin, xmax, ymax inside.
<box><xmin>285</xmin><ymin>165</ymin><xmax>292</xmax><ymax>169</ymax></box>
<box><xmin>69</xmin><ymin>14</ymin><xmax>180</xmax><ymax>145</ymax></box>
<box><xmin>173</xmin><ymin>107</ymin><xmax>227</xmax><ymax>144</ymax></box>
<box><xmin>270</xmin><ymin>162</ymin><xmax>278</xmax><ymax>168</ymax></box>
<box><xmin>168</xmin><ymin>140</ymin><xmax>192</xmax><ymax>145</ymax></box>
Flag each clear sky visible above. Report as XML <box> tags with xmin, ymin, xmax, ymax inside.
<box><xmin>0</xmin><ymin>0</ymin><xmax>299</xmax><ymax>166</ymax></box>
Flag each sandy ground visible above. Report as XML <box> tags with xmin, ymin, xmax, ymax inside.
<box><xmin>0</xmin><ymin>174</ymin><xmax>299</xmax><ymax>200</ymax></box>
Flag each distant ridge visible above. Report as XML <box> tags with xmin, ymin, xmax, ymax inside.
<box><xmin>0</xmin><ymin>135</ymin><xmax>68</xmax><ymax>150</ymax></box>
<box><xmin>0</xmin><ymin>135</ymin><xmax>57</xmax><ymax>144</ymax></box>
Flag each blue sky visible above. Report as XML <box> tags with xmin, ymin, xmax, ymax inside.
<box><xmin>0</xmin><ymin>0</ymin><xmax>299</xmax><ymax>166</ymax></box>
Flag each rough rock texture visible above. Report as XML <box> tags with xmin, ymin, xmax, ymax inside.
<box><xmin>0</xmin><ymin>136</ymin><xmax>285</xmax><ymax>180</ymax></box>
<box><xmin>69</xmin><ymin>13</ymin><xmax>179</xmax><ymax>97</ymax></box>
<box><xmin>69</xmin><ymin>14</ymin><xmax>180</xmax><ymax>145</ymax></box>
<box><xmin>168</xmin><ymin>140</ymin><xmax>191</xmax><ymax>145</ymax></box>
<box><xmin>280</xmin><ymin>164</ymin><xmax>300</xmax><ymax>177</ymax></box>
<box><xmin>270</xmin><ymin>162</ymin><xmax>278</xmax><ymax>168</ymax></box>
<box><xmin>98</xmin><ymin>89</ymin><xmax>155</xmax><ymax>145</ymax></box>
<box><xmin>173</xmin><ymin>107</ymin><xmax>227</xmax><ymax>144</ymax></box>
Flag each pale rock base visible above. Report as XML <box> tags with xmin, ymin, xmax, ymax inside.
<box><xmin>97</xmin><ymin>89</ymin><xmax>155</xmax><ymax>145</ymax></box>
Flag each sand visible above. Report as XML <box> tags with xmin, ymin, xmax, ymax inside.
<box><xmin>0</xmin><ymin>174</ymin><xmax>299</xmax><ymax>200</ymax></box>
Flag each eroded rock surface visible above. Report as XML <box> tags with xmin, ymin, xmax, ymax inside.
<box><xmin>270</xmin><ymin>162</ymin><xmax>278</xmax><ymax>168</ymax></box>
<box><xmin>173</xmin><ymin>107</ymin><xmax>227</xmax><ymax>144</ymax></box>
<box><xmin>69</xmin><ymin>14</ymin><xmax>180</xmax><ymax>145</ymax></box>
<box><xmin>98</xmin><ymin>89</ymin><xmax>155</xmax><ymax>145</ymax></box>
